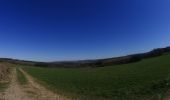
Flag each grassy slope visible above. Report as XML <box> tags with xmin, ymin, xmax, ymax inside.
<box><xmin>22</xmin><ymin>54</ymin><xmax>170</xmax><ymax>100</ymax></box>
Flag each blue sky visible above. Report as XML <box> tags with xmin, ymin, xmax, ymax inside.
<box><xmin>0</xmin><ymin>0</ymin><xmax>170</xmax><ymax>61</ymax></box>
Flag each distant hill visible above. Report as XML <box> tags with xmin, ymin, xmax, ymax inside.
<box><xmin>0</xmin><ymin>46</ymin><xmax>170</xmax><ymax>68</ymax></box>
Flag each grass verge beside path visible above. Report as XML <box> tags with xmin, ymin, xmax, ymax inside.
<box><xmin>16</xmin><ymin>68</ymin><xmax>28</xmax><ymax>85</ymax></box>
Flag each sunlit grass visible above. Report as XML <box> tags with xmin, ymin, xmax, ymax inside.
<box><xmin>22</xmin><ymin>54</ymin><xmax>170</xmax><ymax>100</ymax></box>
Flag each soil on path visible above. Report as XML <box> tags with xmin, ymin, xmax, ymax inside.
<box><xmin>2</xmin><ymin>68</ymin><xmax>69</xmax><ymax>100</ymax></box>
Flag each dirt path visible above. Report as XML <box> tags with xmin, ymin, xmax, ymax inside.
<box><xmin>4</xmin><ymin>68</ymin><xmax>31</xmax><ymax>100</ymax></box>
<box><xmin>3</xmin><ymin>68</ymin><xmax>69</xmax><ymax>100</ymax></box>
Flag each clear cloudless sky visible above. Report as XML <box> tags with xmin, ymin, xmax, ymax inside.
<box><xmin>0</xmin><ymin>0</ymin><xmax>170</xmax><ymax>61</ymax></box>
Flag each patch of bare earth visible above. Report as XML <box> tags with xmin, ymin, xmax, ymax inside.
<box><xmin>0</xmin><ymin>63</ymin><xmax>10</xmax><ymax>81</ymax></box>
<box><xmin>0</xmin><ymin>64</ymin><xmax>10</xmax><ymax>100</ymax></box>
<box><xmin>4</xmin><ymin>68</ymin><xmax>31</xmax><ymax>100</ymax></box>
<box><xmin>163</xmin><ymin>90</ymin><xmax>170</xmax><ymax>100</ymax></box>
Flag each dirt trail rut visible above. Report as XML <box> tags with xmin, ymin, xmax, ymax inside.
<box><xmin>2</xmin><ymin>68</ymin><xmax>69</xmax><ymax>100</ymax></box>
<box><xmin>4</xmin><ymin>68</ymin><xmax>30</xmax><ymax>100</ymax></box>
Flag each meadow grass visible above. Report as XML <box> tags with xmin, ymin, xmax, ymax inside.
<box><xmin>16</xmin><ymin>68</ymin><xmax>28</xmax><ymax>85</ymax></box>
<box><xmin>21</xmin><ymin>54</ymin><xmax>170</xmax><ymax>100</ymax></box>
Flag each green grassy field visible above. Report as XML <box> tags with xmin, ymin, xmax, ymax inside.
<box><xmin>21</xmin><ymin>54</ymin><xmax>170</xmax><ymax>100</ymax></box>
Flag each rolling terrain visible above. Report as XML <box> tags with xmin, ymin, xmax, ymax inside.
<box><xmin>0</xmin><ymin>46</ymin><xmax>170</xmax><ymax>68</ymax></box>
<box><xmin>0</xmin><ymin>46</ymin><xmax>170</xmax><ymax>100</ymax></box>
<box><xmin>21</xmin><ymin>54</ymin><xmax>170</xmax><ymax>100</ymax></box>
